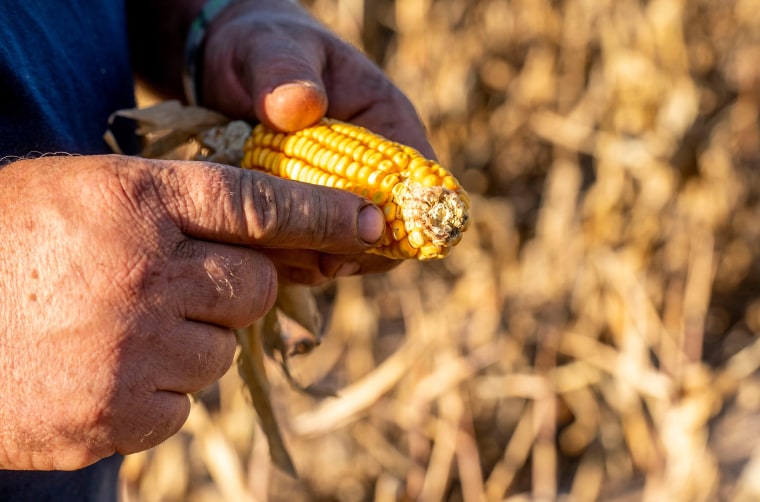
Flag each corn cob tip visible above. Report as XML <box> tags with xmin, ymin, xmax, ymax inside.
<box><xmin>391</xmin><ymin>179</ymin><xmax>468</xmax><ymax>260</ymax></box>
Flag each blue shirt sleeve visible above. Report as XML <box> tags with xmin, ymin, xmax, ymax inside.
<box><xmin>0</xmin><ymin>0</ymin><xmax>135</xmax><ymax>498</ymax></box>
<box><xmin>0</xmin><ymin>0</ymin><xmax>136</xmax><ymax>161</ymax></box>
<box><xmin>0</xmin><ymin>455</ymin><xmax>123</xmax><ymax>502</ymax></box>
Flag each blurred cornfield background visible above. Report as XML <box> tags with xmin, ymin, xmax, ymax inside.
<box><xmin>120</xmin><ymin>0</ymin><xmax>760</xmax><ymax>500</ymax></box>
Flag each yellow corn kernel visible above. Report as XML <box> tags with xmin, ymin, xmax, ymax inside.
<box><xmin>383</xmin><ymin>201</ymin><xmax>397</xmax><ymax>222</ymax></box>
<box><xmin>240</xmin><ymin>118</ymin><xmax>470</xmax><ymax>260</ymax></box>
<box><xmin>407</xmin><ymin>228</ymin><xmax>426</xmax><ymax>249</ymax></box>
<box><xmin>396</xmin><ymin>237</ymin><xmax>419</xmax><ymax>258</ymax></box>
<box><xmin>391</xmin><ymin>220</ymin><xmax>407</xmax><ymax>241</ymax></box>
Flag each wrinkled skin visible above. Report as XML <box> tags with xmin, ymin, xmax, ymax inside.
<box><xmin>0</xmin><ymin>0</ymin><xmax>436</xmax><ymax>470</ymax></box>
<box><xmin>199</xmin><ymin>0</ymin><xmax>435</xmax><ymax>285</ymax></box>
<box><xmin>0</xmin><ymin>155</ymin><xmax>385</xmax><ymax>470</ymax></box>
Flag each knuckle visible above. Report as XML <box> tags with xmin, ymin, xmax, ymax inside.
<box><xmin>201</xmin><ymin>250</ymin><xmax>277</xmax><ymax>328</ymax></box>
<box><xmin>113</xmin><ymin>393</ymin><xmax>190</xmax><ymax>455</ymax></box>
<box><xmin>187</xmin><ymin>326</ymin><xmax>236</xmax><ymax>382</ymax></box>
<box><xmin>236</xmin><ymin>253</ymin><xmax>278</xmax><ymax>326</ymax></box>
<box><xmin>244</xmin><ymin>173</ymin><xmax>282</xmax><ymax>243</ymax></box>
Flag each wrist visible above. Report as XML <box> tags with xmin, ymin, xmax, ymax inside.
<box><xmin>182</xmin><ymin>0</ymin><xmax>240</xmax><ymax>105</ymax></box>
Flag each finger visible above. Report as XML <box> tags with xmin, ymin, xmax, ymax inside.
<box><xmin>319</xmin><ymin>252</ymin><xmax>400</xmax><ymax>278</ymax></box>
<box><xmin>111</xmin><ymin>391</ymin><xmax>191</xmax><ymax>455</ymax></box>
<box><xmin>262</xmin><ymin>249</ymin><xmax>399</xmax><ymax>286</ymax></box>
<box><xmin>321</xmin><ymin>39</ymin><xmax>437</xmax><ymax>159</ymax></box>
<box><xmin>171</xmin><ymin>240</ymin><xmax>278</xmax><ymax>328</ymax></box>
<box><xmin>202</xmin><ymin>3</ymin><xmax>329</xmax><ymax>131</ymax></box>
<box><xmin>152</xmin><ymin>159</ymin><xmax>385</xmax><ymax>252</ymax></box>
<box><xmin>260</xmin><ymin>249</ymin><xmax>326</xmax><ymax>285</ymax></box>
<box><xmin>239</xmin><ymin>26</ymin><xmax>328</xmax><ymax>131</ymax></box>
<box><xmin>150</xmin><ymin>321</ymin><xmax>237</xmax><ymax>395</ymax></box>
<box><xmin>260</xmin><ymin>82</ymin><xmax>328</xmax><ymax>133</ymax></box>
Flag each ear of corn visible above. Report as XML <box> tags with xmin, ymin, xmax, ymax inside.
<box><xmin>240</xmin><ymin>118</ymin><xmax>470</xmax><ymax>260</ymax></box>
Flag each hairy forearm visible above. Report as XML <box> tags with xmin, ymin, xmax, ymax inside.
<box><xmin>126</xmin><ymin>0</ymin><xmax>207</xmax><ymax>99</ymax></box>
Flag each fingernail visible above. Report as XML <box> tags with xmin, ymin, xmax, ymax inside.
<box><xmin>335</xmin><ymin>262</ymin><xmax>361</xmax><ymax>277</ymax></box>
<box><xmin>266</xmin><ymin>81</ymin><xmax>327</xmax><ymax>131</ymax></box>
<box><xmin>358</xmin><ymin>205</ymin><xmax>385</xmax><ymax>245</ymax></box>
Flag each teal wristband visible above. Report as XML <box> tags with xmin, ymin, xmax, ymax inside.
<box><xmin>182</xmin><ymin>0</ymin><xmax>236</xmax><ymax>105</ymax></box>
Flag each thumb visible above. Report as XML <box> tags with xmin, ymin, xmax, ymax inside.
<box><xmin>203</xmin><ymin>3</ymin><xmax>329</xmax><ymax>131</ymax></box>
<box><xmin>156</xmin><ymin>160</ymin><xmax>385</xmax><ymax>252</ymax></box>
<box><xmin>246</xmin><ymin>41</ymin><xmax>329</xmax><ymax>132</ymax></box>
<box><xmin>258</xmin><ymin>81</ymin><xmax>328</xmax><ymax>133</ymax></box>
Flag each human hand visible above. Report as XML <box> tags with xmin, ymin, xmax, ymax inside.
<box><xmin>198</xmin><ymin>0</ymin><xmax>434</xmax><ymax>283</ymax></box>
<box><xmin>0</xmin><ymin>154</ymin><xmax>383</xmax><ymax>470</ymax></box>
<box><xmin>201</xmin><ymin>0</ymin><xmax>433</xmax><ymax>152</ymax></box>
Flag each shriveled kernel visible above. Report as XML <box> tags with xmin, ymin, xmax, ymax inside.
<box><xmin>408</xmin><ymin>228</ymin><xmax>426</xmax><ymax>249</ymax></box>
<box><xmin>419</xmin><ymin>244</ymin><xmax>444</xmax><ymax>260</ymax></box>
<box><xmin>397</xmin><ymin>237</ymin><xmax>419</xmax><ymax>258</ymax></box>
<box><xmin>391</xmin><ymin>220</ymin><xmax>407</xmax><ymax>241</ymax></box>
<box><xmin>381</xmin><ymin>174</ymin><xmax>400</xmax><ymax>192</ymax></box>
<box><xmin>377</xmin><ymin>159</ymin><xmax>395</xmax><ymax>172</ymax></box>
<box><xmin>381</xmin><ymin>231</ymin><xmax>393</xmax><ymax>247</ymax></box>
<box><xmin>404</xmin><ymin>217</ymin><xmax>417</xmax><ymax>234</ymax></box>
<box><xmin>371</xmin><ymin>191</ymin><xmax>388</xmax><ymax>205</ymax></box>
<box><xmin>383</xmin><ymin>202</ymin><xmax>397</xmax><ymax>222</ymax></box>
<box><xmin>391</xmin><ymin>182</ymin><xmax>406</xmax><ymax>198</ymax></box>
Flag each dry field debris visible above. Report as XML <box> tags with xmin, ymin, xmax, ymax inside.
<box><xmin>120</xmin><ymin>0</ymin><xmax>760</xmax><ymax>500</ymax></box>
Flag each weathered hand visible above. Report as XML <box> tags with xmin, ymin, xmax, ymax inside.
<box><xmin>0</xmin><ymin>154</ymin><xmax>383</xmax><ymax>470</ymax></box>
<box><xmin>202</xmin><ymin>0</ymin><xmax>433</xmax><ymax>152</ymax></box>
<box><xmin>197</xmin><ymin>0</ymin><xmax>434</xmax><ymax>282</ymax></box>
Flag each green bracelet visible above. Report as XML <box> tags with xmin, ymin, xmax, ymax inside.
<box><xmin>182</xmin><ymin>0</ymin><xmax>237</xmax><ymax>105</ymax></box>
